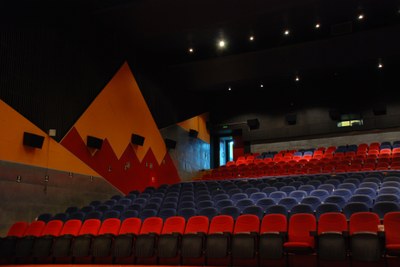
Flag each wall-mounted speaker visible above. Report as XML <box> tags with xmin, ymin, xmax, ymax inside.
<box><xmin>189</xmin><ymin>129</ymin><xmax>199</xmax><ymax>138</ymax></box>
<box><xmin>285</xmin><ymin>113</ymin><xmax>297</xmax><ymax>125</ymax></box>
<box><xmin>23</xmin><ymin>132</ymin><xmax>44</xmax><ymax>149</ymax></box>
<box><xmin>247</xmin><ymin>118</ymin><xmax>260</xmax><ymax>130</ymax></box>
<box><xmin>373</xmin><ymin>104</ymin><xmax>387</xmax><ymax>116</ymax></box>
<box><xmin>131</xmin><ymin>134</ymin><xmax>145</xmax><ymax>146</ymax></box>
<box><xmin>87</xmin><ymin>135</ymin><xmax>103</xmax><ymax>150</ymax></box>
<box><xmin>165</xmin><ymin>138</ymin><xmax>177</xmax><ymax>149</ymax></box>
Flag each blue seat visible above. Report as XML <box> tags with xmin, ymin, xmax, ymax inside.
<box><xmin>166</xmin><ymin>192</ymin><xmax>180</xmax><ymax>198</ymax></box>
<box><xmin>262</xmin><ymin>187</ymin><xmax>278</xmax><ymax>196</ymax></box>
<box><xmin>256</xmin><ymin>198</ymin><xmax>276</xmax><ymax>210</ymax></box>
<box><xmin>228</xmin><ymin>188</ymin><xmax>243</xmax><ymax>196</ymax></box>
<box><xmin>102</xmin><ymin>210</ymin><xmax>120</xmax><ymax>220</ymax></box>
<box><xmin>359</xmin><ymin>182</ymin><xmax>379</xmax><ymax>191</ymax></box>
<box><xmin>278</xmin><ymin>197</ymin><xmax>299</xmax><ymax>211</ymax></box>
<box><xmin>383</xmin><ymin>176</ymin><xmax>400</xmax><ymax>183</ymax></box>
<box><xmin>269</xmin><ymin>191</ymin><xmax>287</xmax><ymax>203</ymax></box>
<box><xmin>300</xmin><ymin>196</ymin><xmax>322</xmax><ymax>211</ymax></box>
<box><xmin>272</xmin><ymin>182</ymin><xmax>286</xmax><ymax>189</ymax></box>
<box><xmin>80</xmin><ymin>205</ymin><xmax>95</xmax><ymax>214</ymax></box>
<box><xmin>180</xmin><ymin>196</ymin><xmax>195</xmax><ymax>203</ymax></box>
<box><xmin>310</xmin><ymin>189</ymin><xmax>330</xmax><ymax>202</ymax></box>
<box><xmin>164</xmin><ymin>196</ymin><xmax>179</xmax><ymax>204</ymax></box>
<box><xmin>337</xmin><ymin>183</ymin><xmax>357</xmax><ymax>194</ymax></box>
<box><xmin>290</xmin><ymin>204</ymin><xmax>314</xmax><ymax>216</ymax></box>
<box><xmin>198</xmin><ymin>207</ymin><xmax>218</xmax><ymax>220</ymax></box>
<box><xmin>249</xmin><ymin>192</ymin><xmax>268</xmax><ymax>203</ymax></box>
<box><xmin>242</xmin><ymin>206</ymin><xmax>264</xmax><ymax>220</ymax></box>
<box><xmin>324</xmin><ymin>195</ymin><xmax>346</xmax><ymax>209</ymax></box>
<box><xmin>349</xmin><ymin>194</ymin><xmax>373</xmax><ymax>208</ymax></box>
<box><xmin>52</xmin><ymin>213</ymin><xmax>69</xmax><ymax>222</ymax></box>
<box><xmin>178</xmin><ymin>201</ymin><xmax>196</xmax><ymax>210</ymax></box>
<box><xmin>298</xmin><ymin>185</ymin><xmax>315</xmax><ymax>195</ymax></box>
<box><xmin>372</xmin><ymin>201</ymin><xmax>400</xmax><ymax>219</ymax></box>
<box><xmin>231</xmin><ymin>193</ymin><xmax>248</xmax><ymax>204</ymax></box>
<box><xmin>37</xmin><ymin>213</ymin><xmax>52</xmax><ymax>223</ymax></box>
<box><xmin>289</xmin><ymin>190</ymin><xmax>308</xmax><ymax>202</ymax></box>
<box><xmin>148</xmin><ymin>197</ymin><xmax>163</xmax><ymax>205</ymax></box>
<box><xmin>118</xmin><ymin>198</ymin><xmax>132</xmax><ymax>206</ymax></box>
<box><xmin>111</xmin><ymin>195</ymin><xmax>123</xmax><ymax>201</ymax></box>
<box><xmin>245</xmin><ymin>187</ymin><xmax>260</xmax><ymax>197</ymax></box>
<box><xmin>236</xmin><ymin>199</ymin><xmax>254</xmax><ymax>212</ymax></box>
<box><xmin>133</xmin><ymin>198</ymin><xmax>147</xmax><ymax>206</ymax></box>
<box><xmin>129</xmin><ymin>203</ymin><xmax>144</xmax><ymax>213</ymax></box>
<box><xmin>65</xmin><ymin>206</ymin><xmax>79</xmax><ymax>215</ymax></box>
<box><xmin>343</xmin><ymin>178</ymin><xmax>361</xmax><ymax>187</ymax></box>
<box><xmin>288</xmin><ymin>181</ymin><xmax>304</xmax><ymax>189</ymax></box>
<box><xmin>307</xmin><ymin>180</ymin><xmax>322</xmax><ymax>188</ymax></box>
<box><xmin>375</xmin><ymin>194</ymin><xmax>399</xmax><ymax>203</ymax></box>
<box><xmin>139</xmin><ymin>209</ymin><xmax>158</xmax><ymax>221</ymax></box>
<box><xmin>332</xmin><ymin>189</ymin><xmax>353</xmax><ymax>202</ymax></box>
<box><xmin>90</xmin><ymin>200</ymin><xmax>102</xmax><ymax>207</ymax></box>
<box><xmin>120</xmin><ymin>209</ymin><xmax>138</xmax><ymax>221</ymax></box>
<box><xmin>104</xmin><ymin>199</ymin><xmax>118</xmax><ymax>206</ymax></box>
<box><xmin>318</xmin><ymin>184</ymin><xmax>335</xmax><ymax>194</ymax></box>
<box><xmin>178</xmin><ymin>208</ymin><xmax>197</xmax><ymax>221</ymax></box>
<box><xmin>378</xmin><ymin>187</ymin><xmax>400</xmax><ymax>197</ymax></box>
<box><xmin>220</xmin><ymin>206</ymin><xmax>241</xmax><ymax>220</ymax></box>
<box><xmin>354</xmin><ymin>188</ymin><xmax>376</xmax><ymax>199</ymax></box>
<box><xmin>362</xmin><ymin>177</ymin><xmax>381</xmax><ymax>185</ymax></box>
<box><xmin>381</xmin><ymin>181</ymin><xmax>400</xmax><ymax>188</ymax></box>
<box><xmin>212</xmin><ymin>193</ymin><xmax>230</xmax><ymax>202</ymax></box>
<box><xmin>324</xmin><ymin>179</ymin><xmax>341</xmax><ymax>188</ymax></box>
<box><xmin>342</xmin><ymin>202</ymin><xmax>369</xmax><ymax>219</ymax></box>
<box><xmin>315</xmin><ymin>203</ymin><xmax>341</xmax><ymax>220</ymax></box>
<box><xmin>96</xmin><ymin>204</ymin><xmax>111</xmax><ymax>213</ymax></box>
<box><xmin>85</xmin><ymin>210</ymin><xmax>103</xmax><ymax>220</ymax></box>
<box><xmin>158</xmin><ymin>208</ymin><xmax>177</xmax><ymax>221</ymax></box>
<box><xmin>161</xmin><ymin>202</ymin><xmax>177</xmax><ymax>210</ymax></box>
<box><xmin>69</xmin><ymin>211</ymin><xmax>85</xmax><ymax>221</ymax></box>
<box><xmin>144</xmin><ymin>202</ymin><xmax>160</xmax><ymax>211</ymax></box>
<box><xmin>265</xmin><ymin>204</ymin><xmax>288</xmax><ymax>217</ymax></box>
<box><xmin>197</xmin><ymin>200</ymin><xmax>214</xmax><ymax>209</ymax></box>
<box><xmin>196</xmin><ymin>194</ymin><xmax>212</xmax><ymax>203</ymax></box>
<box><xmin>280</xmin><ymin>186</ymin><xmax>296</xmax><ymax>195</ymax></box>
<box><xmin>216</xmin><ymin>199</ymin><xmax>234</xmax><ymax>211</ymax></box>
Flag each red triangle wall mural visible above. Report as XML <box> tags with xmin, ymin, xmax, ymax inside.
<box><xmin>61</xmin><ymin>62</ymin><xmax>180</xmax><ymax>193</ymax></box>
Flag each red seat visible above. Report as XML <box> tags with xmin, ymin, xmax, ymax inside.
<box><xmin>231</xmin><ymin>214</ymin><xmax>260</xmax><ymax>267</ymax></box>
<box><xmin>206</xmin><ymin>215</ymin><xmax>234</xmax><ymax>266</ymax></box>
<box><xmin>112</xmin><ymin>217</ymin><xmax>142</xmax><ymax>264</ymax></box>
<box><xmin>0</xmin><ymin>222</ymin><xmax>29</xmax><ymax>262</ymax></box>
<box><xmin>71</xmin><ymin>218</ymin><xmax>101</xmax><ymax>262</ymax></box>
<box><xmin>181</xmin><ymin>216</ymin><xmax>209</xmax><ymax>266</ymax></box>
<box><xmin>384</xmin><ymin>212</ymin><xmax>400</xmax><ymax>256</ymax></box>
<box><xmin>14</xmin><ymin>221</ymin><xmax>46</xmax><ymax>261</ymax></box>
<box><xmin>317</xmin><ymin>213</ymin><xmax>348</xmax><ymax>261</ymax></box>
<box><xmin>135</xmin><ymin>217</ymin><xmax>163</xmax><ymax>265</ymax></box>
<box><xmin>283</xmin><ymin>213</ymin><xmax>316</xmax><ymax>253</ymax></box>
<box><xmin>31</xmin><ymin>220</ymin><xmax>64</xmax><ymax>262</ymax></box>
<box><xmin>349</xmin><ymin>212</ymin><xmax>381</xmax><ymax>262</ymax></box>
<box><xmin>92</xmin><ymin>218</ymin><xmax>121</xmax><ymax>262</ymax></box>
<box><xmin>52</xmin><ymin>219</ymin><xmax>82</xmax><ymax>261</ymax></box>
<box><xmin>157</xmin><ymin>216</ymin><xmax>186</xmax><ymax>265</ymax></box>
<box><xmin>259</xmin><ymin>214</ymin><xmax>287</xmax><ymax>266</ymax></box>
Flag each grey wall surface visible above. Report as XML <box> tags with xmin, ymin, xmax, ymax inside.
<box><xmin>161</xmin><ymin>126</ymin><xmax>210</xmax><ymax>181</ymax></box>
<box><xmin>0</xmin><ymin>161</ymin><xmax>121</xmax><ymax>236</ymax></box>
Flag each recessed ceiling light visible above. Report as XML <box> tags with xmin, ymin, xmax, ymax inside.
<box><xmin>188</xmin><ymin>48</ymin><xmax>194</xmax><ymax>53</ymax></box>
<box><xmin>228</xmin><ymin>87</ymin><xmax>232</xmax><ymax>91</ymax></box>
<box><xmin>260</xmin><ymin>84</ymin><xmax>264</xmax><ymax>88</ymax></box>
<box><xmin>378</xmin><ymin>63</ymin><xmax>383</xmax><ymax>69</ymax></box>
<box><xmin>295</xmin><ymin>76</ymin><xmax>300</xmax><ymax>82</ymax></box>
<box><xmin>358</xmin><ymin>14</ymin><xmax>364</xmax><ymax>20</ymax></box>
<box><xmin>249</xmin><ymin>36</ymin><xmax>254</xmax><ymax>41</ymax></box>
<box><xmin>218</xmin><ymin>40</ymin><xmax>226</xmax><ymax>48</ymax></box>
<box><xmin>284</xmin><ymin>29</ymin><xmax>290</xmax><ymax>36</ymax></box>
<box><xmin>315</xmin><ymin>23</ymin><xmax>320</xmax><ymax>29</ymax></box>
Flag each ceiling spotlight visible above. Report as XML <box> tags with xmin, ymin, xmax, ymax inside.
<box><xmin>260</xmin><ymin>84</ymin><xmax>264</xmax><ymax>88</ymax></box>
<box><xmin>188</xmin><ymin>48</ymin><xmax>194</xmax><ymax>53</ymax></box>
<box><xmin>378</xmin><ymin>63</ymin><xmax>383</xmax><ymax>69</ymax></box>
<box><xmin>295</xmin><ymin>76</ymin><xmax>300</xmax><ymax>82</ymax></box>
<box><xmin>249</xmin><ymin>36</ymin><xmax>254</xmax><ymax>41</ymax></box>
<box><xmin>284</xmin><ymin>29</ymin><xmax>290</xmax><ymax>36</ymax></box>
<box><xmin>218</xmin><ymin>40</ymin><xmax>226</xmax><ymax>48</ymax></box>
<box><xmin>358</xmin><ymin>14</ymin><xmax>364</xmax><ymax>20</ymax></box>
<box><xmin>315</xmin><ymin>23</ymin><xmax>320</xmax><ymax>29</ymax></box>
<box><xmin>228</xmin><ymin>87</ymin><xmax>232</xmax><ymax>91</ymax></box>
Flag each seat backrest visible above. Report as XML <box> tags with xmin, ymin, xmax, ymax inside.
<box><xmin>287</xmin><ymin>214</ymin><xmax>316</xmax><ymax>247</ymax></box>
<box><xmin>161</xmin><ymin>216</ymin><xmax>186</xmax><ymax>234</ymax></box>
<box><xmin>343</xmin><ymin>202</ymin><xmax>370</xmax><ymax>219</ymax></box>
<box><xmin>208</xmin><ymin>215</ymin><xmax>234</xmax><ymax>234</ymax></box>
<box><xmin>260</xmin><ymin>214</ymin><xmax>287</xmax><ymax>233</ymax></box>
<box><xmin>118</xmin><ymin>217</ymin><xmax>142</xmax><ymax>235</ymax></box>
<box><xmin>59</xmin><ymin>219</ymin><xmax>82</xmax><ymax>236</ymax></box>
<box><xmin>6</xmin><ymin>221</ymin><xmax>29</xmax><ymax>237</ymax></box>
<box><xmin>383</xmin><ymin>212</ymin><xmax>400</xmax><ymax>246</ymax></box>
<box><xmin>25</xmin><ymin>221</ymin><xmax>46</xmax><ymax>237</ymax></box>
<box><xmin>219</xmin><ymin>206</ymin><xmax>241</xmax><ymax>220</ymax></box>
<box><xmin>78</xmin><ymin>218</ymin><xmax>101</xmax><ymax>235</ymax></box>
<box><xmin>318</xmin><ymin>212</ymin><xmax>347</xmax><ymax>234</ymax></box>
<box><xmin>98</xmin><ymin>218</ymin><xmax>121</xmax><ymax>235</ymax></box>
<box><xmin>349</xmin><ymin>212</ymin><xmax>380</xmax><ymax>235</ymax></box>
<box><xmin>372</xmin><ymin>201</ymin><xmax>400</xmax><ymax>219</ymax></box>
<box><xmin>37</xmin><ymin>213</ymin><xmax>52</xmax><ymax>223</ymax></box>
<box><xmin>139</xmin><ymin>217</ymin><xmax>163</xmax><ymax>235</ymax></box>
<box><xmin>41</xmin><ymin>220</ymin><xmax>63</xmax><ymax>236</ymax></box>
<box><xmin>184</xmin><ymin>216</ymin><xmax>209</xmax><ymax>234</ymax></box>
<box><xmin>234</xmin><ymin>214</ymin><xmax>260</xmax><ymax>234</ymax></box>
<box><xmin>198</xmin><ymin>207</ymin><xmax>218</xmax><ymax>220</ymax></box>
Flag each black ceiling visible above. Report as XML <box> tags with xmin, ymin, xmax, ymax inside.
<box><xmin>2</xmin><ymin>0</ymin><xmax>400</xmax><ymax>121</ymax></box>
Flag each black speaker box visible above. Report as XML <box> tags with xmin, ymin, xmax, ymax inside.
<box><xmin>23</xmin><ymin>132</ymin><xmax>44</xmax><ymax>149</ymax></box>
<box><xmin>165</xmin><ymin>138</ymin><xmax>177</xmax><ymax>149</ymax></box>
<box><xmin>247</xmin><ymin>118</ymin><xmax>260</xmax><ymax>130</ymax></box>
<box><xmin>373</xmin><ymin>104</ymin><xmax>387</xmax><ymax>116</ymax></box>
<box><xmin>87</xmin><ymin>135</ymin><xmax>103</xmax><ymax>150</ymax></box>
<box><xmin>189</xmin><ymin>129</ymin><xmax>199</xmax><ymax>138</ymax></box>
<box><xmin>131</xmin><ymin>134</ymin><xmax>145</xmax><ymax>146</ymax></box>
<box><xmin>285</xmin><ymin>114</ymin><xmax>297</xmax><ymax>125</ymax></box>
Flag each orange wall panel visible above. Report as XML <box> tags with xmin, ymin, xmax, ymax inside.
<box><xmin>177</xmin><ymin>113</ymin><xmax>210</xmax><ymax>143</ymax></box>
